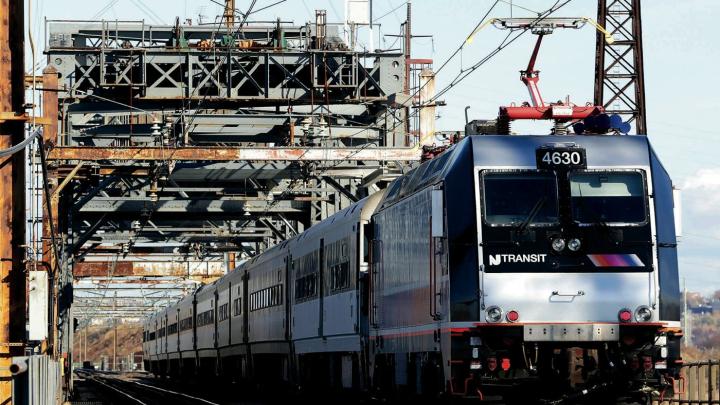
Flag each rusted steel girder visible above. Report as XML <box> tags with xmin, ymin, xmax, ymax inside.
<box><xmin>0</xmin><ymin>0</ymin><xmax>26</xmax><ymax>399</ymax></box>
<box><xmin>46</xmin><ymin>146</ymin><xmax>421</xmax><ymax>162</ymax></box>
<box><xmin>73</xmin><ymin>261</ymin><xmax>226</xmax><ymax>279</ymax></box>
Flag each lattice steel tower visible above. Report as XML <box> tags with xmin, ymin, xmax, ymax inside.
<box><xmin>594</xmin><ymin>0</ymin><xmax>647</xmax><ymax>135</ymax></box>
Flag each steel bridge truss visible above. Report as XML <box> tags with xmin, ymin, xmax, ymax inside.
<box><xmin>73</xmin><ymin>277</ymin><xmax>198</xmax><ymax>321</ymax></box>
<box><xmin>53</xmin><ymin>49</ymin><xmax>390</xmax><ymax>102</ymax></box>
<box><xmin>41</xmin><ymin>19</ymin><xmax>420</xmax><ymax>329</ymax></box>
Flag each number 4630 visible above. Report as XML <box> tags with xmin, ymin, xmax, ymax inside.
<box><xmin>541</xmin><ymin>150</ymin><xmax>582</xmax><ymax>165</ymax></box>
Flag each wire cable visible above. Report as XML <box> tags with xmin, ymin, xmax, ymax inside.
<box><xmin>0</xmin><ymin>127</ymin><xmax>42</xmax><ymax>158</ymax></box>
<box><xmin>373</xmin><ymin>2</ymin><xmax>407</xmax><ymax>23</ymax></box>
<box><xmin>36</xmin><ymin>133</ymin><xmax>64</xmax><ymax>274</ymax></box>
<box><xmin>432</xmin><ymin>0</ymin><xmax>575</xmax><ymax>103</ymax></box>
<box><xmin>498</xmin><ymin>0</ymin><xmax>541</xmax><ymax>15</ymax></box>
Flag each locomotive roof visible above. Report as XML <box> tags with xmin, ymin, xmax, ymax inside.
<box><xmin>379</xmin><ymin>134</ymin><xmax>652</xmax><ymax>209</ymax></box>
<box><xmin>468</xmin><ymin>134</ymin><xmax>651</xmax><ymax>167</ymax></box>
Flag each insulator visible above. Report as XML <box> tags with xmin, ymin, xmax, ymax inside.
<box><xmin>496</xmin><ymin>116</ymin><xmax>511</xmax><ymax>135</ymax></box>
<box><xmin>552</xmin><ymin>120</ymin><xmax>568</xmax><ymax>135</ymax></box>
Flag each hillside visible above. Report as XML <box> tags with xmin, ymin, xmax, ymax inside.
<box><xmin>73</xmin><ymin>323</ymin><xmax>143</xmax><ymax>370</ymax></box>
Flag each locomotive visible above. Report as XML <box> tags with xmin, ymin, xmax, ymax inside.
<box><xmin>144</xmin><ymin>134</ymin><xmax>682</xmax><ymax>403</ymax></box>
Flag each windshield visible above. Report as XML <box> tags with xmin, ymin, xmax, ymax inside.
<box><xmin>570</xmin><ymin>171</ymin><xmax>646</xmax><ymax>224</ymax></box>
<box><xmin>482</xmin><ymin>172</ymin><xmax>559</xmax><ymax>226</ymax></box>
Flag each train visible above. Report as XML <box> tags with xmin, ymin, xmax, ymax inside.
<box><xmin>143</xmin><ymin>134</ymin><xmax>683</xmax><ymax>403</ymax></box>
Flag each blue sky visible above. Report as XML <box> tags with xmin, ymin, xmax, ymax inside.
<box><xmin>27</xmin><ymin>0</ymin><xmax>720</xmax><ymax>293</ymax></box>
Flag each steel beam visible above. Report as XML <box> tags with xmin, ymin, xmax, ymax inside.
<box><xmin>47</xmin><ymin>146</ymin><xmax>421</xmax><ymax>162</ymax></box>
<box><xmin>75</xmin><ymin>276</ymin><xmax>196</xmax><ymax>284</ymax></box>
<box><xmin>0</xmin><ymin>0</ymin><xmax>26</xmax><ymax>398</ymax></box>
<box><xmin>73</xmin><ymin>261</ymin><xmax>226</xmax><ymax>278</ymax></box>
<box><xmin>76</xmin><ymin>197</ymin><xmax>306</xmax><ymax>213</ymax></box>
<box><xmin>321</xmin><ymin>176</ymin><xmax>359</xmax><ymax>203</ymax></box>
<box><xmin>72</xmin><ymin>298</ymin><xmax>184</xmax><ymax>307</ymax></box>
<box><xmin>74</xmin><ymin>284</ymin><xmax>193</xmax><ymax>291</ymax></box>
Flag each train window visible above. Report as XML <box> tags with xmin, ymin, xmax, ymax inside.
<box><xmin>362</xmin><ymin>223</ymin><xmax>372</xmax><ymax>265</ymax></box>
<box><xmin>423</xmin><ymin>151</ymin><xmax>451</xmax><ymax>183</ymax></box>
<box><xmin>233</xmin><ymin>297</ymin><xmax>242</xmax><ymax>316</ymax></box>
<box><xmin>218</xmin><ymin>303</ymin><xmax>229</xmax><ymax>322</ymax></box>
<box><xmin>482</xmin><ymin>172</ymin><xmax>559</xmax><ymax>226</ymax></box>
<box><xmin>330</xmin><ymin>262</ymin><xmax>350</xmax><ymax>292</ymax></box>
<box><xmin>295</xmin><ymin>273</ymin><xmax>318</xmax><ymax>302</ymax></box>
<box><xmin>167</xmin><ymin>323</ymin><xmax>178</xmax><ymax>334</ymax></box>
<box><xmin>249</xmin><ymin>284</ymin><xmax>283</xmax><ymax>311</ymax></box>
<box><xmin>570</xmin><ymin>171</ymin><xmax>646</xmax><ymax>225</ymax></box>
<box><xmin>196</xmin><ymin>309</ymin><xmax>215</xmax><ymax>327</ymax></box>
<box><xmin>382</xmin><ymin>178</ymin><xmax>403</xmax><ymax>206</ymax></box>
<box><xmin>179</xmin><ymin>316</ymin><xmax>193</xmax><ymax>331</ymax></box>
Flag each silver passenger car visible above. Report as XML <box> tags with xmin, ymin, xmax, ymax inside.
<box><xmin>144</xmin><ymin>135</ymin><xmax>682</xmax><ymax>402</ymax></box>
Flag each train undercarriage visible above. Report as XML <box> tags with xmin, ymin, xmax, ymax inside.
<box><xmin>446</xmin><ymin>323</ymin><xmax>683</xmax><ymax>404</ymax></box>
<box><xmin>144</xmin><ymin>324</ymin><xmax>682</xmax><ymax>404</ymax></box>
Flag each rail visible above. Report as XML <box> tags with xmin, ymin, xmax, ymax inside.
<box><xmin>76</xmin><ymin>370</ymin><xmax>221</xmax><ymax>405</ymax></box>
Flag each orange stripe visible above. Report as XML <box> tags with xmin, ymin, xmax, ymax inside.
<box><xmin>370</xmin><ymin>326</ymin><xmax>469</xmax><ymax>340</ymax></box>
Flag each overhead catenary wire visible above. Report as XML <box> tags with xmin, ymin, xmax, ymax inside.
<box><xmin>129</xmin><ymin>0</ymin><xmax>165</xmax><ymax>25</ymax></box>
<box><xmin>413</xmin><ymin>0</ymin><xmax>576</xmax><ymax>145</ymax></box>
<box><xmin>206</xmin><ymin>0</ymin><xmax>287</xmax><ymax>22</ymax></box>
<box><xmin>340</xmin><ymin>0</ymin><xmax>576</xmax><ymax>148</ymax></box>
<box><xmin>429</xmin><ymin>0</ymin><xmax>576</xmax><ymax>107</ymax></box>
<box><xmin>373</xmin><ymin>2</ymin><xmax>407</xmax><ymax>24</ymax></box>
<box><xmin>309</xmin><ymin>0</ymin><xmax>503</xmax><ymax>148</ymax></box>
<box><xmin>498</xmin><ymin>0</ymin><xmax>541</xmax><ymax>15</ymax></box>
<box><xmin>247</xmin><ymin>0</ymin><xmax>288</xmax><ymax>16</ymax></box>
<box><xmin>93</xmin><ymin>0</ymin><xmax>120</xmax><ymax>20</ymax></box>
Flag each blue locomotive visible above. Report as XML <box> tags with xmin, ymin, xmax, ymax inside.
<box><xmin>144</xmin><ymin>134</ymin><xmax>682</xmax><ymax>403</ymax></box>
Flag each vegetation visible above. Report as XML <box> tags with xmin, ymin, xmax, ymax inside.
<box><xmin>684</xmin><ymin>290</ymin><xmax>720</xmax><ymax>362</ymax></box>
<box><xmin>72</xmin><ymin>324</ymin><xmax>143</xmax><ymax>370</ymax></box>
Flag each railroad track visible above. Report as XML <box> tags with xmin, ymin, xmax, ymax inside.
<box><xmin>75</xmin><ymin>370</ymin><xmax>226</xmax><ymax>405</ymax></box>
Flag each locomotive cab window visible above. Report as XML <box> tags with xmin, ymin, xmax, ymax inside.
<box><xmin>481</xmin><ymin>171</ymin><xmax>559</xmax><ymax>226</ymax></box>
<box><xmin>570</xmin><ymin>171</ymin><xmax>646</xmax><ymax>225</ymax></box>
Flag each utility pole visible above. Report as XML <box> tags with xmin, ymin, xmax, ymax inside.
<box><xmin>113</xmin><ymin>292</ymin><xmax>117</xmax><ymax>371</ymax></box>
<box><xmin>404</xmin><ymin>0</ymin><xmax>412</xmax><ymax>94</ymax></box>
<box><xmin>594</xmin><ymin>0</ymin><xmax>647</xmax><ymax>134</ymax></box>
<box><xmin>83</xmin><ymin>325</ymin><xmax>87</xmax><ymax>364</ymax></box>
<box><xmin>0</xmin><ymin>0</ymin><xmax>26</xmax><ymax>401</ymax></box>
<box><xmin>404</xmin><ymin>0</ymin><xmax>412</xmax><ymax>143</ymax></box>
<box><xmin>683</xmin><ymin>278</ymin><xmax>692</xmax><ymax>347</ymax></box>
<box><xmin>224</xmin><ymin>0</ymin><xmax>235</xmax><ymax>27</ymax></box>
<box><xmin>385</xmin><ymin>1</ymin><xmax>431</xmax><ymax>146</ymax></box>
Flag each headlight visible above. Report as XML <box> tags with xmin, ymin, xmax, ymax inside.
<box><xmin>635</xmin><ymin>305</ymin><xmax>652</xmax><ymax>322</ymax></box>
<box><xmin>551</xmin><ymin>238</ymin><xmax>566</xmax><ymax>252</ymax></box>
<box><xmin>486</xmin><ymin>306</ymin><xmax>503</xmax><ymax>323</ymax></box>
<box><xmin>567</xmin><ymin>238</ymin><xmax>582</xmax><ymax>252</ymax></box>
